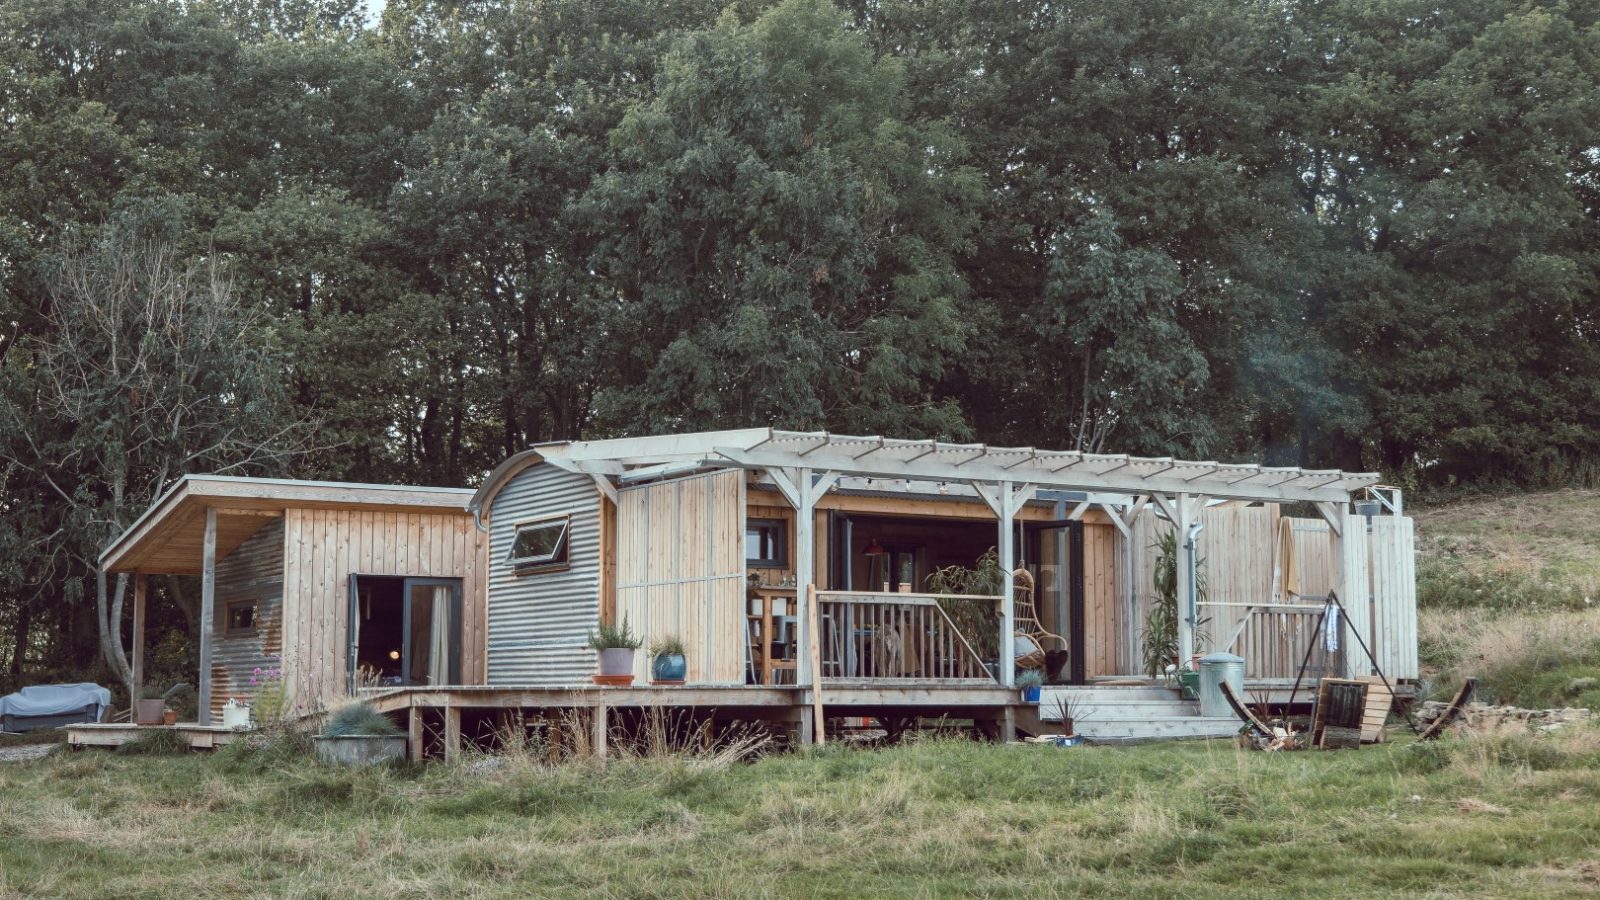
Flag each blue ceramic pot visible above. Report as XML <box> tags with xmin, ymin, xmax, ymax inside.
<box><xmin>652</xmin><ymin>653</ymin><xmax>687</xmax><ymax>683</ymax></box>
<box><xmin>1021</xmin><ymin>685</ymin><xmax>1041</xmax><ymax>703</ymax></box>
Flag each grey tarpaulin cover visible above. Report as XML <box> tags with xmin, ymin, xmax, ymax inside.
<box><xmin>0</xmin><ymin>683</ymin><xmax>111</xmax><ymax>731</ymax></box>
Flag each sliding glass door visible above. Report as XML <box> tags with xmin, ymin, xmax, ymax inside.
<box><xmin>347</xmin><ymin>575</ymin><xmax>462</xmax><ymax>691</ymax></box>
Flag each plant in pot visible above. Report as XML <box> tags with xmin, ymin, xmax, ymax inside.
<box><xmin>1016</xmin><ymin>669</ymin><xmax>1044</xmax><ymax>703</ymax></box>
<box><xmin>649</xmin><ymin>635</ymin><xmax>687</xmax><ymax>685</ymax></box>
<box><xmin>926</xmin><ymin>548</ymin><xmax>1005</xmax><ymax>673</ymax></box>
<box><xmin>161</xmin><ymin>707</ymin><xmax>178</xmax><ymax>726</ymax></box>
<box><xmin>587</xmin><ymin>617</ymin><xmax>642</xmax><ymax>685</ymax></box>
<box><xmin>1140</xmin><ymin>530</ymin><xmax>1210</xmax><ymax>682</ymax></box>
<box><xmin>1051</xmin><ymin>692</ymin><xmax>1093</xmax><ymax>742</ymax></box>
<box><xmin>314</xmin><ymin>701</ymin><xmax>406</xmax><ymax>766</ymax></box>
<box><xmin>135</xmin><ymin>689</ymin><xmax>166</xmax><ymax>726</ymax></box>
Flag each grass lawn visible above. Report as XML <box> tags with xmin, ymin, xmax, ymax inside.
<box><xmin>4</xmin><ymin>727</ymin><xmax>1600</xmax><ymax>899</ymax></box>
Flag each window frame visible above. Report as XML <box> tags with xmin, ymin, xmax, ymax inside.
<box><xmin>745</xmin><ymin>517</ymin><xmax>789</xmax><ymax>569</ymax></box>
<box><xmin>223</xmin><ymin>598</ymin><xmax>259</xmax><ymax>637</ymax></box>
<box><xmin>508</xmin><ymin>514</ymin><xmax>572</xmax><ymax>576</ymax></box>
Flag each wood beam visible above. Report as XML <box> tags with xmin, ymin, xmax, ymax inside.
<box><xmin>198</xmin><ymin>507</ymin><xmax>216</xmax><ymax>725</ymax></box>
<box><xmin>131</xmin><ymin>574</ymin><xmax>147</xmax><ymax>701</ymax></box>
<box><xmin>409</xmin><ymin>706</ymin><xmax>424</xmax><ymax>762</ymax></box>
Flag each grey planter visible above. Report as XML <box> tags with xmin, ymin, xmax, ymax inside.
<box><xmin>597</xmin><ymin>648</ymin><xmax>636</xmax><ymax>677</ymax></box>
<box><xmin>314</xmin><ymin>734</ymin><xmax>407</xmax><ymax>766</ymax></box>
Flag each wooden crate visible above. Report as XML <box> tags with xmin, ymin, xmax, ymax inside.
<box><xmin>1313</xmin><ymin>678</ymin><xmax>1368</xmax><ymax>750</ymax></box>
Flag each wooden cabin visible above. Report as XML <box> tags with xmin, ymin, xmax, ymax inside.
<box><xmin>97</xmin><ymin>429</ymin><xmax>1418</xmax><ymax>748</ymax></box>
<box><xmin>98</xmin><ymin>476</ymin><xmax>488</xmax><ymax>723</ymax></box>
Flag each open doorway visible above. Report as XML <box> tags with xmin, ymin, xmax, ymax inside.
<box><xmin>347</xmin><ymin>575</ymin><xmax>462</xmax><ymax>690</ymax></box>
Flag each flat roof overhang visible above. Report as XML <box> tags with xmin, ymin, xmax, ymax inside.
<box><xmin>99</xmin><ymin>475</ymin><xmax>474</xmax><ymax>575</ymax></box>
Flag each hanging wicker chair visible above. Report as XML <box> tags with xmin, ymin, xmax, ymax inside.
<box><xmin>1012</xmin><ymin>567</ymin><xmax>1067</xmax><ymax>670</ymax></box>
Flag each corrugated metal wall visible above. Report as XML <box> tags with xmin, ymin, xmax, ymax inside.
<box><xmin>210</xmin><ymin>518</ymin><xmax>284</xmax><ymax>718</ymax></box>
<box><xmin>485</xmin><ymin>463</ymin><xmax>603</xmax><ymax>684</ymax></box>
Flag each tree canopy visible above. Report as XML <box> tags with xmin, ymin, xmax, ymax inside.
<box><xmin>2</xmin><ymin>0</ymin><xmax>1597</xmax><ymax>685</ymax></box>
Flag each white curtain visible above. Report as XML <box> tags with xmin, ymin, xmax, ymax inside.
<box><xmin>429</xmin><ymin>585</ymin><xmax>452</xmax><ymax>685</ymax></box>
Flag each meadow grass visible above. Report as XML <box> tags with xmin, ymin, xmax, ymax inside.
<box><xmin>1414</xmin><ymin>490</ymin><xmax>1600</xmax><ymax>709</ymax></box>
<box><xmin>4</xmin><ymin>726</ymin><xmax>1600</xmax><ymax>898</ymax></box>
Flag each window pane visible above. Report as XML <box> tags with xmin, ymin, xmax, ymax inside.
<box><xmin>511</xmin><ymin>520</ymin><xmax>567</xmax><ymax>565</ymax></box>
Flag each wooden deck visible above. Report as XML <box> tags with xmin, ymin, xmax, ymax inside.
<box><xmin>64</xmin><ymin>722</ymin><xmax>250</xmax><ymax>749</ymax></box>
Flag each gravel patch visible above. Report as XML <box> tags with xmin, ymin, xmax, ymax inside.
<box><xmin>0</xmin><ymin>743</ymin><xmax>61</xmax><ymax>763</ymax></box>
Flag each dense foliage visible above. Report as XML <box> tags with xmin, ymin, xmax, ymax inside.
<box><xmin>1</xmin><ymin>0</ymin><xmax>1597</xmax><ymax>686</ymax></box>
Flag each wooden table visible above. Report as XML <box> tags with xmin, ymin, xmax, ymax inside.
<box><xmin>749</xmin><ymin>586</ymin><xmax>796</xmax><ymax>685</ymax></box>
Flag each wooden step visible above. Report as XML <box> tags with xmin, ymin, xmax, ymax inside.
<box><xmin>1040</xmin><ymin>686</ymin><xmax>1182</xmax><ymax>704</ymax></box>
<box><xmin>1039</xmin><ymin>700</ymin><xmax>1201</xmax><ymax>720</ymax></box>
<box><xmin>1076</xmin><ymin>716</ymin><xmax>1242</xmax><ymax>743</ymax></box>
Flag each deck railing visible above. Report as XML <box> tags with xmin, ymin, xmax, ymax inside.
<box><xmin>813</xmin><ymin>591</ymin><xmax>1001</xmax><ymax>684</ymax></box>
<box><xmin>1202</xmin><ymin>601</ymin><xmax>1342</xmax><ymax>679</ymax></box>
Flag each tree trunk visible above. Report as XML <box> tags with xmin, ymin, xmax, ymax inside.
<box><xmin>8</xmin><ymin>602</ymin><xmax>29</xmax><ymax>676</ymax></box>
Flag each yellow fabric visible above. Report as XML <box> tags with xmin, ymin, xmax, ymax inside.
<box><xmin>1278</xmin><ymin>516</ymin><xmax>1302</xmax><ymax>600</ymax></box>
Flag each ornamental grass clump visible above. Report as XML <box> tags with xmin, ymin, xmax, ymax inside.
<box><xmin>322</xmin><ymin>702</ymin><xmax>402</xmax><ymax>738</ymax></box>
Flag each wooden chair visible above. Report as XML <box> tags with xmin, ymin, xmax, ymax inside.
<box><xmin>1012</xmin><ymin>567</ymin><xmax>1067</xmax><ymax>670</ymax></box>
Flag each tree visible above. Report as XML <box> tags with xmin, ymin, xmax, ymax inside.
<box><xmin>0</xmin><ymin>232</ymin><xmax>313</xmax><ymax>702</ymax></box>
<box><xmin>577</xmin><ymin>0</ymin><xmax>981</xmax><ymax>436</ymax></box>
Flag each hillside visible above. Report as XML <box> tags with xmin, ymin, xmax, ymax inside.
<box><xmin>1413</xmin><ymin>489</ymin><xmax>1600</xmax><ymax>596</ymax></box>
<box><xmin>1411</xmin><ymin>490</ymin><xmax>1600</xmax><ymax>709</ymax></box>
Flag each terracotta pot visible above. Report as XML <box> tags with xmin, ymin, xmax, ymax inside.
<box><xmin>162</xmin><ymin>709</ymin><xmax>178</xmax><ymax>726</ymax></box>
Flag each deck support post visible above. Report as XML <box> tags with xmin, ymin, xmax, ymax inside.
<box><xmin>443</xmin><ymin>705</ymin><xmax>462</xmax><ymax>763</ymax></box>
<box><xmin>408</xmin><ymin>706</ymin><xmax>424</xmax><ymax>762</ymax></box>
<box><xmin>131</xmin><ymin>573</ymin><xmax>148</xmax><ymax>702</ymax></box>
<box><xmin>794</xmin><ymin>704</ymin><xmax>815</xmax><ymax>746</ymax></box>
<box><xmin>198</xmin><ymin>507</ymin><xmax>217</xmax><ymax>725</ymax></box>
<box><xmin>999</xmin><ymin>705</ymin><xmax>1016</xmax><ymax>744</ymax></box>
<box><xmin>591</xmin><ymin>704</ymin><xmax>608</xmax><ymax>764</ymax></box>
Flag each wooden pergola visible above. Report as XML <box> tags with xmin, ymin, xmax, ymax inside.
<box><xmin>527</xmin><ymin>429</ymin><xmax>1381</xmax><ymax>687</ymax></box>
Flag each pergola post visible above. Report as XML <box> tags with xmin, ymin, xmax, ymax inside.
<box><xmin>1174</xmin><ymin>493</ymin><xmax>1195</xmax><ymax>668</ymax></box>
<box><xmin>977</xmin><ymin>481</ymin><xmax>1036</xmax><ymax>689</ymax></box>
<box><xmin>1317</xmin><ymin>500</ymin><xmax>1368</xmax><ymax>678</ymax></box>
<box><xmin>198</xmin><ymin>506</ymin><xmax>217</xmax><ymax>726</ymax></box>
<box><xmin>770</xmin><ymin>467</ymin><xmax>839</xmax><ymax>686</ymax></box>
<box><xmin>131</xmin><ymin>573</ymin><xmax>147</xmax><ymax>702</ymax></box>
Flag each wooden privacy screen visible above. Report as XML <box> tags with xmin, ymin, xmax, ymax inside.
<box><xmin>615</xmin><ymin>469</ymin><xmax>746</xmax><ymax>684</ymax></box>
<box><xmin>1130</xmin><ymin>506</ymin><xmax>1418</xmax><ymax>680</ymax></box>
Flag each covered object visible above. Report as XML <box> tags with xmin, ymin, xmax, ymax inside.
<box><xmin>0</xmin><ymin>683</ymin><xmax>111</xmax><ymax>732</ymax></box>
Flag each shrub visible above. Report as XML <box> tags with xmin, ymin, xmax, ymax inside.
<box><xmin>587</xmin><ymin>617</ymin><xmax>642</xmax><ymax>651</ymax></box>
<box><xmin>321</xmin><ymin>702</ymin><xmax>401</xmax><ymax>738</ymax></box>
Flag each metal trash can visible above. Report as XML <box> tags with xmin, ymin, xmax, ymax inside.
<box><xmin>1198</xmin><ymin>652</ymin><xmax>1245</xmax><ymax>718</ymax></box>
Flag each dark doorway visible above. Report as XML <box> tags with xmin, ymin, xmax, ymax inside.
<box><xmin>347</xmin><ymin>575</ymin><xmax>462</xmax><ymax>690</ymax></box>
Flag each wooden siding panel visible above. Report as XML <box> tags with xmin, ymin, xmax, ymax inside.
<box><xmin>617</xmin><ymin>469</ymin><xmax>745</xmax><ymax>685</ymax></box>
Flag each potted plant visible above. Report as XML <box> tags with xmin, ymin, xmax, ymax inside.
<box><xmin>587</xmin><ymin>617</ymin><xmax>642</xmax><ymax>685</ymax></box>
<box><xmin>1016</xmin><ymin>669</ymin><xmax>1044</xmax><ymax>703</ymax></box>
<box><xmin>1141</xmin><ymin>530</ymin><xmax>1210</xmax><ymax>680</ymax></box>
<box><xmin>135</xmin><ymin>689</ymin><xmax>165</xmax><ymax>726</ymax></box>
<box><xmin>1051</xmin><ymin>693</ymin><xmax>1092</xmax><ymax>743</ymax></box>
<box><xmin>314</xmin><ymin>701</ymin><xmax>406</xmax><ymax>766</ymax></box>
<box><xmin>162</xmin><ymin>707</ymin><xmax>178</xmax><ymax>726</ymax></box>
<box><xmin>649</xmin><ymin>635</ymin><xmax>687</xmax><ymax>685</ymax></box>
